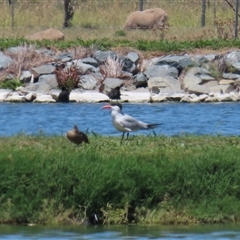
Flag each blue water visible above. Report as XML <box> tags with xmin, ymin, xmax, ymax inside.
<box><xmin>0</xmin><ymin>102</ymin><xmax>240</xmax><ymax>137</ymax></box>
<box><xmin>0</xmin><ymin>224</ymin><xmax>240</xmax><ymax>240</ymax></box>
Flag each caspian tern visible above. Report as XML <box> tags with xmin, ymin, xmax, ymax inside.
<box><xmin>67</xmin><ymin>125</ymin><xmax>89</xmax><ymax>145</ymax></box>
<box><xmin>102</xmin><ymin>103</ymin><xmax>161</xmax><ymax>141</ymax></box>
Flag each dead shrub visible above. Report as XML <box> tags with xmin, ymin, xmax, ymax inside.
<box><xmin>0</xmin><ymin>44</ymin><xmax>54</xmax><ymax>82</ymax></box>
<box><xmin>54</xmin><ymin>64</ymin><xmax>80</xmax><ymax>91</ymax></box>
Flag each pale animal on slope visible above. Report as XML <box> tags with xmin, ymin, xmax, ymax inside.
<box><xmin>123</xmin><ymin>8</ymin><xmax>168</xmax><ymax>37</ymax></box>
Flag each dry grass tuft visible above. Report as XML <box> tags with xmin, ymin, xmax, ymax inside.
<box><xmin>100</xmin><ymin>56</ymin><xmax>123</xmax><ymax>79</ymax></box>
<box><xmin>214</xmin><ymin>18</ymin><xmax>237</xmax><ymax>40</ymax></box>
<box><xmin>97</xmin><ymin>56</ymin><xmax>134</xmax><ymax>92</ymax></box>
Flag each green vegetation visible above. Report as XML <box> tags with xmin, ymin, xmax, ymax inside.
<box><xmin>0</xmin><ymin>79</ymin><xmax>22</xmax><ymax>90</ymax></box>
<box><xmin>0</xmin><ymin>38</ymin><xmax>240</xmax><ymax>54</ymax></box>
<box><xmin>1</xmin><ymin>134</ymin><xmax>240</xmax><ymax>225</ymax></box>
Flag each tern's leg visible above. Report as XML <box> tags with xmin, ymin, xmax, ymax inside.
<box><xmin>121</xmin><ymin>132</ymin><xmax>125</xmax><ymax>143</ymax></box>
<box><xmin>126</xmin><ymin>132</ymin><xmax>129</xmax><ymax>140</ymax></box>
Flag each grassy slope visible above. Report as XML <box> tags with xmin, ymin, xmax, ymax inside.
<box><xmin>0</xmin><ymin>0</ymin><xmax>237</xmax><ymax>41</ymax></box>
<box><xmin>1</xmin><ymin>38</ymin><xmax>240</xmax><ymax>54</ymax></box>
<box><xmin>1</xmin><ymin>134</ymin><xmax>240</xmax><ymax>225</ymax></box>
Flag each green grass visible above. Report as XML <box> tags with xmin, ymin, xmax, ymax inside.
<box><xmin>1</xmin><ymin>134</ymin><xmax>240</xmax><ymax>225</ymax></box>
<box><xmin>0</xmin><ymin>79</ymin><xmax>22</xmax><ymax>90</ymax></box>
<box><xmin>0</xmin><ymin>38</ymin><xmax>240</xmax><ymax>54</ymax></box>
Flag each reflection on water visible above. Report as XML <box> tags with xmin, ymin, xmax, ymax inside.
<box><xmin>0</xmin><ymin>224</ymin><xmax>240</xmax><ymax>239</ymax></box>
<box><xmin>1</xmin><ymin>102</ymin><xmax>240</xmax><ymax>137</ymax></box>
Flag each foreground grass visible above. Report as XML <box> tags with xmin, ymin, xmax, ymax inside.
<box><xmin>1</xmin><ymin>134</ymin><xmax>240</xmax><ymax>226</ymax></box>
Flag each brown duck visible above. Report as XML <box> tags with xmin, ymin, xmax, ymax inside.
<box><xmin>67</xmin><ymin>125</ymin><xmax>89</xmax><ymax>145</ymax></box>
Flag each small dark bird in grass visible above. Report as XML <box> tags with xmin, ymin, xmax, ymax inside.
<box><xmin>58</xmin><ymin>86</ymin><xmax>70</xmax><ymax>103</ymax></box>
<box><xmin>108</xmin><ymin>86</ymin><xmax>121</xmax><ymax>100</ymax></box>
<box><xmin>67</xmin><ymin>125</ymin><xmax>89</xmax><ymax>145</ymax></box>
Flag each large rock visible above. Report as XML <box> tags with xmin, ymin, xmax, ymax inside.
<box><xmin>0</xmin><ymin>52</ymin><xmax>13</xmax><ymax>70</ymax></box>
<box><xmin>72</xmin><ymin>60</ymin><xmax>98</xmax><ymax>74</ymax></box>
<box><xmin>182</xmin><ymin>67</ymin><xmax>214</xmax><ymax>92</ymax></box>
<box><xmin>153</xmin><ymin>54</ymin><xmax>194</xmax><ymax>72</ymax></box>
<box><xmin>148</xmin><ymin>76</ymin><xmax>184</xmax><ymax>94</ymax></box>
<box><xmin>144</xmin><ymin>65</ymin><xmax>179</xmax><ymax>79</ymax></box>
<box><xmin>103</xmin><ymin>78</ymin><xmax>124</xmax><ymax>93</ymax></box>
<box><xmin>120</xmin><ymin>88</ymin><xmax>150</xmax><ymax>103</ymax></box>
<box><xmin>4</xmin><ymin>92</ymin><xmax>26</xmax><ymax>102</ymax></box>
<box><xmin>93</xmin><ymin>51</ymin><xmax>119</xmax><ymax>64</ymax></box>
<box><xmin>191</xmin><ymin>54</ymin><xmax>217</xmax><ymax>64</ymax></box>
<box><xmin>187</xmin><ymin>84</ymin><xmax>210</xmax><ymax>95</ymax></box>
<box><xmin>26</xmin><ymin>28</ymin><xmax>64</xmax><ymax>41</ymax></box>
<box><xmin>33</xmin><ymin>94</ymin><xmax>56</xmax><ymax>103</ymax></box>
<box><xmin>79</xmin><ymin>57</ymin><xmax>99</xmax><ymax>68</ymax></box>
<box><xmin>0</xmin><ymin>89</ymin><xmax>12</xmax><ymax>102</ymax></box>
<box><xmin>126</xmin><ymin>52</ymin><xmax>140</xmax><ymax>64</ymax></box>
<box><xmin>224</xmin><ymin>51</ymin><xmax>240</xmax><ymax>65</ymax></box>
<box><xmin>70</xmin><ymin>89</ymin><xmax>109</xmax><ymax>103</ymax></box>
<box><xmin>38</xmin><ymin>74</ymin><xmax>58</xmax><ymax>88</ymax></box>
<box><xmin>24</xmin><ymin>82</ymin><xmax>52</xmax><ymax>94</ymax></box>
<box><xmin>204</xmin><ymin>93</ymin><xmax>240</xmax><ymax>102</ymax></box>
<box><xmin>20</xmin><ymin>70</ymin><xmax>33</xmax><ymax>83</ymax></box>
<box><xmin>209</xmin><ymin>84</ymin><xmax>234</xmax><ymax>94</ymax></box>
<box><xmin>79</xmin><ymin>74</ymin><xmax>98</xmax><ymax>90</ymax></box>
<box><xmin>133</xmin><ymin>72</ymin><xmax>148</xmax><ymax>88</ymax></box>
<box><xmin>32</xmin><ymin>65</ymin><xmax>56</xmax><ymax>76</ymax></box>
<box><xmin>222</xmin><ymin>73</ymin><xmax>240</xmax><ymax>80</ymax></box>
<box><xmin>150</xmin><ymin>94</ymin><xmax>169</xmax><ymax>102</ymax></box>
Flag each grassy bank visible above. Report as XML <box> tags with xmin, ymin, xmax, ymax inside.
<box><xmin>0</xmin><ymin>38</ymin><xmax>240</xmax><ymax>54</ymax></box>
<box><xmin>1</xmin><ymin>134</ymin><xmax>240</xmax><ymax>225</ymax></box>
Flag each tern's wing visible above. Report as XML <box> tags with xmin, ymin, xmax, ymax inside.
<box><xmin>118</xmin><ymin>114</ymin><xmax>148</xmax><ymax>131</ymax></box>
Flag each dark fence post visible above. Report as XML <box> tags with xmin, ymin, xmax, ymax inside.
<box><xmin>201</xmin><ymin>0</ymin><xmax>206</xmax><ymax>27</ymax></box>
<box><xmin>213</xmin><ymin>0</ymin><xmax>216</xmax><ymax>22</ymax></box>
<box><xmin>63</xmin><ymin>0</ymin><xmax>74</xmax><ymax>28</ymax></box>
<box><xmin>10</xmin><ymin>0</ymin><xmax>15</xmax><ymax>28</ymax></box>
<box><xmin>139</xmin><ymin>0</ymin><xmax>143</xmax><ymax>11</ymax></box>
<box><xmin>235</xmin><ymin>0</ymin><xmax>239</xmax><ymax>39</ymax></box>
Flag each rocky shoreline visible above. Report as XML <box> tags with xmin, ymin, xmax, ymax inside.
<box><xmin>1</xmin><ymin>46</ymin><xmax>240</xmax><ymax>103</ymax></box>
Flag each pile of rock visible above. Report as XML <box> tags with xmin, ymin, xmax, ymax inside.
<box><xmin>1</xmin><ymin>45</ymin><xmax>240</xmax><ymax>103</ymax></box>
